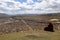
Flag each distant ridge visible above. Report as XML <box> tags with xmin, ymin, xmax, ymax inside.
<box><xmin>0</xmin><ymin>13</ymin><xmax>60</xmax><ymax>17</ymax></box>
<box><xmin>10</xmin><ymin>13</ymin><xmax>60</xmax><ymax>16</ymax></box>
<box><xmin>0</xmin><ymin>13</ymin><xmax>9</xmax><ymax>17</ymax></box>
<box><xmin>40</xmin><ymin>13</ymin><xmax>60</xmax><ymax>16</ymax></box>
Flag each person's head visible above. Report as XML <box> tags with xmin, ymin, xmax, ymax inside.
<box><xmin>48</xmin><ymin>22</ymin><xmax>53</xmax><ymax>25</ymax></box>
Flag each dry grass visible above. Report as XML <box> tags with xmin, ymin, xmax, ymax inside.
<box><xmin>0</xmin><ymin>30</ymin><xmax>60</xmax><ymax>40</ymax></box>
<box><xmin>0</xmin><ymin>15</ymin><xmax>60</xmax><ymax>40</ymax></box>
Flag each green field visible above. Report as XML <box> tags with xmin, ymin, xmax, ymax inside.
<box><xmin>0</xmin><ymin>30</ymin><xmax>60</xmax><ymax>40</ymax></box>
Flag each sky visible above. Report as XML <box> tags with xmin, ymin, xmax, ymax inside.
<box><xmin>0</xmin><ymin>0</ymin><xmax>60</xmax><ymax>15</ymax></box>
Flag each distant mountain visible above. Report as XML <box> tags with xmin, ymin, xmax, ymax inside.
<box><xmin>0</xmin><ymin>13</ymin><xmax>40</xmax><ymax>17</ymax></box>
<box><xmin>10</xmin><ymin>13</ymin><xmax>60</xmax><ymax>17</ymax></box>
<box><xmin>40</xmin><ymin>13</ymin><xmax>60</xmax><ymax>16</ymax></box>
<box><xmin>0</xmin><ymin>13</ymin><xmax>60</xmax><ymax>17</ymax></box>
<box><xmin>0</xmin><ymin>13</ymin><xmax>9</xmax><ymax>17</ymax></box>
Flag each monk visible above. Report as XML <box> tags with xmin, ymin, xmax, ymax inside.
<box><xmin>44</xmin><ymin>22</ymin><xmax>54</xmax><ymax>32</ymax></box>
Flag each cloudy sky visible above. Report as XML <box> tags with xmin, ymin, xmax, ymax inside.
<box><xmin>0</xmin><ymin>0</ymin><xmax>60</xmax><ymax>15</ymax></box>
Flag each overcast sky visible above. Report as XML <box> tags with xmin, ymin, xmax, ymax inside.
<box><xmin>0</xmin><ymin>0</ymin><xmax>60</xmax><ymax>15</ymax></box>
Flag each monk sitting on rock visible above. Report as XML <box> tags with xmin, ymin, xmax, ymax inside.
<box><xmin>44</xmin><ymin>22</ymin><xmax>54</xmax><ymax>32</ymax></box>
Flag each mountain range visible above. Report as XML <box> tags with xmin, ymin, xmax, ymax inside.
<box><xmin>0</xmin><ymin>13</ymin><xmax>60</xmax><ymax>17</ymax></box>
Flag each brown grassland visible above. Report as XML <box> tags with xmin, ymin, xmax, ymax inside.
<box><xmin>0</xmin><ymin>13</ymin><xmax>60</xmax><ymax>40</ymax></box>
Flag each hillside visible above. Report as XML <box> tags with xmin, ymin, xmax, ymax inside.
<box><xmin>0</xmin><ymin>13</ymin><xmax>60</xmax><ymax>34</ymax></box>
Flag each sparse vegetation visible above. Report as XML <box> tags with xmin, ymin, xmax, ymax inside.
<box><xmin>0</xmin><ymin>13</ymin><xmax>60</xmax><ymax>40</ymax></box>
<box><xmin>0</xmin><ymin>30</ymin><xmax>60</xmax><ymax>40</ymax></box>
<box><xmin>0</xmin><ymin>14</ymin><xmax>60</xmax><ymax>34</ymax></box>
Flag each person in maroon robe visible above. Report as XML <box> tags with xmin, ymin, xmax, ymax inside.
<box><xmin>44</xmin><ymin>22</ymin><xmax>54</xmax><ymax>32</ymax></box>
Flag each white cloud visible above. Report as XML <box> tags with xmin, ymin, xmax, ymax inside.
<box><xmin>0</xmin><ymin>0</ymin><xmax>60</xmax><ymax>15</ymax></box>
<box><xmin>27</xmin><ymin>0</ymin><xmax>33</xmax><ymax>3</ymax></box>
<box><xmin>33</xmin><ymin>0</ymin><xmax>48</xmax><ymax>9</ymax></box>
